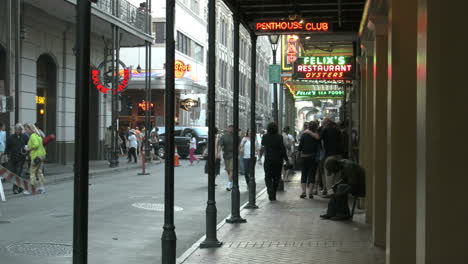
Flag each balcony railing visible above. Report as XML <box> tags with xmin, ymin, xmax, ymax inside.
<box><xmin>93</xmin><ymin>0</ymin><xmax>149</xmax><ymax>34</ymax></box>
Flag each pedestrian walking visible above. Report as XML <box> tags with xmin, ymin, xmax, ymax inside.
<box><xmin>240</xmin><ymin>130</ymin><xmax>252</xmax><ymax>188</ymax></box>
<box><xmin>219</xmin><ymin>125</ymin><xmax>234</xmax><ymax>191</ymax></box>
<box><xmin>204</xmin><ymin>127</ymin><xmax>221</xmax><ymax>184</ymax></box>
<box><xmin>23</xmin><ymin>123</ymin><xmax>46</xmax><ymax>195</ymax></box>
<box><xmin>149</xmin><ymin>129</ymin><xmax>162</xmax><ymax>163</ymax></box>
<box><xmin>104</xmin><ymin>126</ymin><xmax>112</xmax><ymax>164</ymax></box>
<box><xmin>320</xmin><ymin>118</ymin><xmax>344</xmax><ymax>195</ymax></box>
<box><xmin>189</xmin><ymin>134</ymin><xmax>198</xmax><ymax>165</ymax></box>
<box><xmin>297</xmin><ymin>121</ymin><xmax>321</xmax><ymax>199</ymax></box>
<box><xmin>282</xmin><ymin>126</ymin><xmax>295</xmax><ymax>182</ymax></box>
<box><xmin>127</xmin><ymin>129</ymin><xmax>138</xmax><ymax>163</ymax></box>
<box><xmin>261</xmin><ymin>122</ymin><xmax>288</xmax><ymax>201</ymax></box>
<box><xmin>0</xmin><ymin>122</ymin><xmax>7</xmax><ymax>166</ymax></box>
<box><xmin>6</xmin><ymin>124</ymin><xmax>29</xmax><ymax>194</ymax></box>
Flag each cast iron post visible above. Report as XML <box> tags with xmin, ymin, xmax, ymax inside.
<box><xmin>245</xmin><ymin>33</ymin><xmax>258</xmax><ymax>210</ymax></box>
<box><xmin>200</xmin><ymin>0</ymin><xmax>222</xmax><ymax>248</ymax></box>
<box><xmin>72</xmin><ymin>1</ymin><xmax>91</xmax><ymax>263</ymax></box>
<box><xmin>161</xmin><ymin>0</ymin><xmax>177</xmax><ymax>262</ymax></box>
<box><xmin>226</xmin><ymin>7</ymin><xmax>246</xmax><ymax>224</ymax></box>
<box><xmin>272</xmin><ymin>49</ymin><xmax>278</xmax><ymax>125</ymax></box>
<box><xmin>5</xmin><ymin>0</ymin><xmax>11</xmax><ymax>101</ymax></box>
<box><xmin>144</xmin><ymin>0</ymin><xmax>152</xmax><ymax>161</ymax></box>
<box><xmin>14</xmin><ymin>0</ymin><xmax>21</xmax><ymax>124</ymax></box>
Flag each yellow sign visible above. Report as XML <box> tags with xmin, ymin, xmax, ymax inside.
<box><xmin>36</xmin><ymin>96</ymin><xmax>46</xmax><ymax>105</ymax></box>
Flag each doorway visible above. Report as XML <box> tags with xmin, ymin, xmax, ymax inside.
<box><xmin>36</xmin><ymin>54</ymin><xmax>57</xmax><ymax>162</ymax></box>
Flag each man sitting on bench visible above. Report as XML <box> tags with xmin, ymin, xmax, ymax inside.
<box><xmin>320</xmin><ymin>157</ymin><xmax>366</xmax><ymax>221</ymax></box>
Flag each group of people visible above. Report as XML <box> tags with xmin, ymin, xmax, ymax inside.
<box><xmin>0</xmin><ymin>123</ymin><xmax>47</xmax><ymax>195</ymax></box>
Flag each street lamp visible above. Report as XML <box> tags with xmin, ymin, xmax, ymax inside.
<box><xmin>268</xmin><ymin>35</ymin><xmax>279</xmax><ymax>126</ymax></box>
<box><xmin>268</xmin><ymin>34</ymin><xmax>284</xmax><ymax>191</ymax></box>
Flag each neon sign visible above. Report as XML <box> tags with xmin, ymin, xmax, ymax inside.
<box><xmin>92</xmin><ymin>68</ymin><xmax>130</xmax><ymax>94</ymax></box>
<box><xmin>36</xmin><ymin>96</ymin><xmax>46</xmax><ymax>105</ymax></box>
<box><xmin>295</xmin><ymin>90</ymin><xmax>344</xmax><ymax>99</ymax></box>
<box><xmin>281</xmin><ymin>35</ymin><xmax>302</xmax><ymax>71</ymax></box>
<box><xmin>175</xmin><ymin>60</ymin><xmax>191</xmax><ymax>78</ymax></box>
<box><xmin>255</xmin><ymin>21</ymin><xmax>330</xmax><ymax>34</ymax></box>
<box><xmin>138</xmin><ymin>100</ymin><xmax>154</xmax><ymax>111</ymax></box>
<box><xmin>180</xmin><ymin>98</ymin><xmax>199</xmax><ymax>111</ymax></box>
<box><xmin>293</xmin><ymin>56</ymin><xmax>354</xmax><ymax>80</ymax></box>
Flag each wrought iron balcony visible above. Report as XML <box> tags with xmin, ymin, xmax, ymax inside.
<box><xmin>93</xmin><ymin>0</ymin><xmax>150</xmax><ymax>34</ymax></box>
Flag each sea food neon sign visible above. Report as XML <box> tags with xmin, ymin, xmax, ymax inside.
<box><xmin>255</xmin><ymin>21</ymin><xmax>330</xmax><ymax>34</ymax></box>
<box><xmin>293</xmin><ymin>56</ymin><xmax>354</xmax><ymax>80</ymax></box>
<box><xmin>295</xmin><ymin>90</ymin><xmax>344</xmax><ymax>98</ymax></box>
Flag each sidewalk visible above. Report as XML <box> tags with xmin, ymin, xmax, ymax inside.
<box><xmin>1</xmin><ymin>156</ymin><xmax>157</xmax><ymax>197</ymax></box>
<box><xmin>180</xmin><ymin>175</ymin><xmax>385</xmax><ymax>264</ymax></box>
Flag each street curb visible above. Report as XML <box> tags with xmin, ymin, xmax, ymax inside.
<box><xmin>176</xmin><ymin>186</ymin><xmax>268</xmax><ymax>264</ymax></box>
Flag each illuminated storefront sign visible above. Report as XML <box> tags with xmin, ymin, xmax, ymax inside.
<box><xmin>91</xmin><ymin>59</ymin><xmax>130</xmax><ymax>94</ymax></box>
<box><xmin>138</xmin><ymin>100</ymin><xmax>154</xmax><ymax>111</ymax></box>
<box><xmin>295</xmin><ymin>90</ymin><xmax>344</xmax><ymax>99</ymax></box>
<box><xmin>281</xmin><ymin>35</ymin><xmax>302</xmax><ymax>71</ymax></box>
<box><xmin>175</xmin><ymin>60</ymin><xmax>191</xmax><ymax>78</ymax></box>
<box><xmin>180</xmin><ymin>98</ymin><xmax>199</xmax><ymax>111</ymax></box>
<box><xmin>293</xmin><ymin>56</ymin><xmax>354</xmax><ymax>80</ymax></box>
<box><xmin>36</xmin><ymin>96</ymin><xmax>46</xmax><ymax>105</ymax></box>
<box><xmin>255</xmin><ymin>21</ymin><xmax>330</xmax><ymax>34</ymax></box>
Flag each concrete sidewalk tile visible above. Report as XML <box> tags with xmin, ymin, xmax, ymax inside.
<box><xmin>181</xmin><ymin>176</ymin><xmax>385</xmax><ymax>264</ymax></box>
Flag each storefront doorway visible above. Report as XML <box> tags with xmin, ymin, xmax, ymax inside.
<box><xmin>36</xmin><ymin>54</ymin><xmax>57</xmax><ymax>162</ymax></box>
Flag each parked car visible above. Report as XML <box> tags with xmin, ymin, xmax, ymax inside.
<box><xmin>152</xmin><ymin>126</ymin><xmax>208</xmax><ymax>159</ymax></box>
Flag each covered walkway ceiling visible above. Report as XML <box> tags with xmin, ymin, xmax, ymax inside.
<box><xmin>224</xmin><ymin>0</ymin><xmax>365</xmax><ymax>35</ymax></box>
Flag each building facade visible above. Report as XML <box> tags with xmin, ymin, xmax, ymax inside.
<box><xmin>215</xmin><ymin>1</ymin><xmax>272</xmax><ymax>132</ymax></box>
<box><xmin>0</xmin><ymin>0</ymin><xmax>152</xmax><ymax>163</ymax></box>
<box><xmin>120</xmin><ymin>0</ymin><xmax>272</xmax><ymax>132</ymax></box>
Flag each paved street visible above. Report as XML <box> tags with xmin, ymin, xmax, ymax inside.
<box><xmin>0</xmin><ymin>159</ymin><xmax>265</xmax><ymax>263</ymax></box>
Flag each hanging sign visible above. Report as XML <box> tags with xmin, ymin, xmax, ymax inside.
<box><xmin>91</xmin><ymin>59</ymin><xmax>130</xmax><ymax>94</ymax></box>
<box><xmin>269</xmin><ymin>65</ymin><xmax>281</xmax><ymax>83</ymax></box>
<box><xmin>138</xmin><ymin>100</ymin><xmax>154</xmax><ymax>111</ymax></box>
<box><xmin>294</xmin><ymin>90</ymin><xmax>344</xmax><ymax>99</ymax></box>
<box><xmin>180</xmin><ymin>98</ymin><xmax>199</xmax><ymax>111</ymax></box>
<box><xmin>175</xmin><ymin>60</ymin><xmax>191</xmax><ymax>78</ymax></box>
<box><xmin>255</xmin><ymin>21</ymin><xmax>330</xmax><ymax>35</ymax></box>
<box><xmin>293</xmin><ymin>56</ymin><xmax>354</xmax><ymax>80</ymax></box>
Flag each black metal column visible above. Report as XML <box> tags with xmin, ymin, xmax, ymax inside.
<box><xmin>226</xmin><ymin>8</ymin><xmax>246</xmax><ymax>224</ymax></box>
<box><xmin>72</xmin><ymin>1</ymin><xmax>91</xmax><ymax>263</ymax></box>
<box><xmin>14</xmin><ymin>0</ymin><xmax>21</xmax><ymax>124</ymax></box>
<box><xmin>110</xmin><ymin>24</ymin><xmax>119</xmax><ymax>168</ymax></box>
<box><xmin>245</xmin><ymin>33</ymin><xmax>258</xmax><ymax>210</ymax></box>
<box><xmin>161</xmin><ymin>0</ymin><xmax>177</xmax><ymax>262</ymax></box>
<box><xmin>144</xmin><ymin>0</ymin><xmax>151</xmax><ymax>161</ymax></box>
<box><xmin>5</xmin><ymin>0</ymin><xmax>11</xmax><ymax>100</ymax></box>
<box><xmin>200</xmin><ymin>0</ymin><xmax>222</xmax><ymax>248</ymax></box>
<box><xmin>272</xmin><ymin>50</ymin><xmax>278</xmax><ymax>125</ymax></box>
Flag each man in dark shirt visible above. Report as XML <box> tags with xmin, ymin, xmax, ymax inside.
<box><xmin>5</xmin><ymin>124</ymin><xmax>29</xmax><ymax>194</ymax></box>
<box><xmin>320</xmin><ymin>157</ymin><xmax>366</xmax><ymax>220</ymax></box>
<box><xmin>261</xmin><ymin>122</ymin><xmax>288</xmax><ymax>201</ymax></box>
<box><xmin>320</xmin><ymin>118</ymin><xmax>344</xmax><ymax>195</ymax></box>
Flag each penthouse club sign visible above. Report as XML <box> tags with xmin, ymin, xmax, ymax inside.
<box><xmin>255</xmin><ymin>20</ymin><xmax>330</xmax><ymax>34</ymax></box>
<box><xmin>293</xmin><ymin>56</ymin><xmax>354</xmax><ymax>80</ymax></box>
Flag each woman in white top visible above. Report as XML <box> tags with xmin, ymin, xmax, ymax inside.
<box><xmin>189</xmin><ymin>135</ymin><xmax>198</xmax><ymax>165</ymax></box>
<box><xmin>127</xmin><ymin>130</ymin><xmax>138</xmax><ymax>163</ymax></box>
<box><xmin>240</xmin><ymin>130</ymin><xmax>252</xmax><ymax>187</ymax></box>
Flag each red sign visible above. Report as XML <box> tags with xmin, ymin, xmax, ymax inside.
<box><xmin>91</xmin><ymin>68</ymin><xmax>130</xmax><ymax>94</ymax></box>
<box><xmin>175</xmin><ymin>60</ymin><xmax>191</xmax><ymax>78</ymax></box>
<box><xmin>255</xmin><ymin>21</ymin><xmax>330</xmax><ymax>34</ymax></box>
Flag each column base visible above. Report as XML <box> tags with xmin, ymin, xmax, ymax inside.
<box><xmin>200</xmin><ymin>240</ymin><xmax>223</xmax><ymax>249</ymax></box>
<box><xmin>226</xmin><ymin>217</ymin><xmax>247</xmax><ymax>224</ymax></box>
<box><xmin>137</xmin><ymin>172</ymin><xmax>150</xmax><ymax>175</ymax></box>
<box><xmin>244</xmin><ymin>204</ymin><xmax>259</xmax><ymax>209</ymax></box>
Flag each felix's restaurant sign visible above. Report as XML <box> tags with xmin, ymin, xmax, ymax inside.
<box><xmin>293</xmin><ymin>56</ymin><xmax>354</xmax><ymax>80</ymax></box>
<box><xmin>255</xmin><ymin>21</ymin><xmax>330</xmax><ymax>34</ymax></box>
